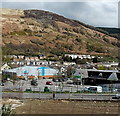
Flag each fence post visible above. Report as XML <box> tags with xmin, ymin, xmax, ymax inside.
<box><xmin>71</xmin><ymin>88</ymin><xmax>72</xmax><ymax>99</ymax></box>
<box><xmin>109</xmin><ymin>92</ymin><xmax>110</xmax><ymax>100</ymax></box>
<box><xmin>19</xmin><ymin>80</ymin><xmax>21</xmax><ymax>99</ymax></box>
<box><xmin>53</xmin><ymin>92</ymin><xmax>55</xmax><ymax>100</ymax></box>
<box><xmin>39</xmin><ymin>87</ymin><xmax>40</xmax><ymax>99</ymax></box>
<box><xmin>69</xmin><ymin>90</ymin><xmax>70</xmax><ymax>100</ymax></box>
<box><xmin>96</xmin><ymin>92</ymin><xmax>97</xmax><ymax>100</ymax></box>
<box><xmin>81</xmin><ymin>91</ymin><xmax>83</xmax><ymax>100</ymax></box>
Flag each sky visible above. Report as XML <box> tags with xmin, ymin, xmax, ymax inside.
<box><xmin>1</xmin><ymin>0</ymin><xmax>119</xmax><ymax>28</ymax></box>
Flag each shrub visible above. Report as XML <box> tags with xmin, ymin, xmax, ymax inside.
<box><xmin>64</xmin><ymin>28</ymin><xmax>68</xmax><ymax>31</ymax></box>
<box><xmin>112</xmin><ymin>41</ymin><xmax>120</xmax><ymax>47</ymax></box>
<box><xmin>50</xmin><ymin>49</ymin><xmax>65</xmax><ymax>56</ymax></box>
<box><xmin>1</xmin><ymin>104</ymin><xmax>14</xmax><ymax>116</ymax></box>
<box><xmin>87</xmin><ymin>44</ymin><xmax>95</xmax><ymax>52</ymax></box>
<box><xmin>75</xmin><ymin>37</ymin><xmax>82</xmax><ymax>42</ymax></box>
<box><xmin>116</xmin><ymin>42</ymin><xmax>120</xmax><ymax>47</ymax></box>
<box><xmin>30</xmin><ymin>39</ymin><xmax>44</xmax><ymax>45</ymax></box>
<box><xmin>20</xmin><ymin>21</ymin><xmax>24</xmax><ymax>24</ymax></box>
<box><xmin>62</xmin><ymin>32</ymin><xmax>74</xmax><ymax>36</ymax></box>
<box><xmin>103</xmin><ymin>38</ymin><xmax>110</xmax><ymax>43</ymax></box>
<box><xmin>23</xmin><ymin>29</ymin><xmax>32</xmax><ymax>32</ymax></box>
<box><xmin>35</xmin><ymin>34</ymin><xmax>42</xmax><ymax>37</ymax></box>
<box><xmin>64</xmin><ymin>44</ymin><xmax>73</xmax><ymax>50</ymax></box>
<box><xmin>73</xmin><ymin>28</ymin><xmax>80</xmax><ymax>33</ymax></box>
<box><xmin>95</xmin><ymin>47</ymin><xmax>105</xmax><ymax>53</ymax></box>
<box><xmin>56</xmin><ymin>35</ymin><xmax>62</xmax><ymax>40</ymax></box>
<box><xmin>75</xmin><ymin>58</ymin><xmax>87</xmax><ymax>64</ymax></box>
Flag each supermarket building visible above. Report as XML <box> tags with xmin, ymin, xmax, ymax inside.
<box><xmin>3</xmin><ymin>66</ymin><xmax>59</xmax><ymax>79</ymax></box>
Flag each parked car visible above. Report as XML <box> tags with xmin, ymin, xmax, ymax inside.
<box><xmin>62</xmin><ymin>78</ymin><xmax>68</xmax><ymax>82</ymax></box>
<box><xmin>66</xmin><ymin>80</ymin><xmax>73</xmax><ymax>84</ymax></box>
<box><xmin>112</xmin><ymin>94</ymin><xmax>120</xmax><ymax>99</ymax></box>
<box><xmin>112</xmin><ymin>89</ymin><xmax>120</xmax><ymax>92</ymax></box>
<box><xmin>58</xmin><ymin>78</ymin><xmax>62</xmax><ymax>82</ymax></box>
<box><xmin>26</xmin><ymin>88</ymin><xmax>32</xmax><ymax>92</ymax></box>
<box><xmin>44</xmin><ymin>86</ymin><xmax>50</xmax><ymax>92</ymax></box>
<box><xmin>7</xmin><ymin>78</ymin><xmax>10</xmax><ymax>81</ymax></box>
<box><xmin>46</xmin><ymin>81</ymin><xmax>53</xmax><ymax>85</ymax></box>
<box><xmin>52</xmin><ymin>78</ymin><xmax>59</xmax><ymax>82</ymax></box>
<box><xmin>84</xmin><ymin>86</ymin><xmax>102</xmax><ymax>93</ymax></box>
<box><xmin>0</xmin><ymin>83</ymin><xmax>4</xmax><ymax>86</ymax></box>
<box><xmin>31</xmin><ymin>79</ymin><xmax>38</xmax><ymax>86</ymax></box>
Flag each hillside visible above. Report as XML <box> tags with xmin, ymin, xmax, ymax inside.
<box><xmin>97</xmin><ymin>27</ymin><xmax>120</xmax><ymax>40</ymax></box>
<box><xmin>1</xmin><ymin>8</ymin><xmax>120</xmax><ymax>58</ymax></box>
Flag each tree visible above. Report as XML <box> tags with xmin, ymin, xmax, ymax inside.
<box><xmin>62</xmin><ymin>56</ymin><xmax>72</xmax><ymax>62</ymax></box>
<box><xmin>66</xmin><ymin>66</ymin><xmax>75</xmax><ymax>78</ymax></box>
<box><xmin>93</xmin><ymin>57</ymin><xmax>98</xmax><ymax>63</ymax></box>
<box><xmin>75</xmin><ymin>58</ymin><xmax>87</xmax><ymax>64</ymax></box>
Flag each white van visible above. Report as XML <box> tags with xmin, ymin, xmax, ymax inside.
<box><xmin>85</xmin><ymin>86</ymin><xmax>102</xmax><ymax>93</ymax></box>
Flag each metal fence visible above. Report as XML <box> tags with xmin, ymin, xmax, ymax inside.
<box><xmin>1</xmin><ymin>79</ymin><xmax>120</xmax><ymax>100</ymax></box>
<box><xmin>2</xmin><ymin>90</ymin><xmax>117</xmax><ymax>101</ymax></box>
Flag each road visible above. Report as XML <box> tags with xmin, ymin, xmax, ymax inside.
<box><xmin>2</xmin><ymin>92</ymin><xmax>116</xmax><ymax>100</ymax></box>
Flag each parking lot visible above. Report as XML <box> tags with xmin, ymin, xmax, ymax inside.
<box><xmin>2</xmin><ymin>79</ymin><xmax>87</xmax><ymax>92</ymax></box>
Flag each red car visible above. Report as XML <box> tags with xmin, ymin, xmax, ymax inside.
<box><xmin>46</xmin><ymin>81</ymin><xmax>53</xmax><ymax>85</ymax></box>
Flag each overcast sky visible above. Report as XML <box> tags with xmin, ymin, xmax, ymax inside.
<box><xmin>1</xmin><ymin>1</ymin><xmax>119</xmax><ymax>27</ymax></box>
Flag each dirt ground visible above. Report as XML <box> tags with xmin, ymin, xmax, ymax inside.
<box><xmin>2</xmin><ymin>99</ymin><xmax>120</xmax><ymax>114</ymax></box>
<box><xmin>14</xmin><ymin>99</ymin><xmax>120</xmax><ymax>114</ymax></box>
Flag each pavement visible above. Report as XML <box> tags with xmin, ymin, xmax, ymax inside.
<box><xmin>2</xmin><ymin>92</ymin><xmax>116</xmax><ymax>101</ymax></box>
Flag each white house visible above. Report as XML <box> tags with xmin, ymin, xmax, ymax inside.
<box><xmin>1</xmin><ymin>63</ymin><xmax>11</xmax><ymax>71</ymax></box>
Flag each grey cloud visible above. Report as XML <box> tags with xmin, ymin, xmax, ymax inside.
<box><xmin>2</xmin><ymin>2</ymin><xmax>118</xmax><ymax>27</ymax></box>
<box><xmin>118</xmin><ymin>1</ymin><xmax>120</xmax><ymax>27</ymax></box>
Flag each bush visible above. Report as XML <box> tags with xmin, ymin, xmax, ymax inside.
<box><xmin>103</xmin><ymin>38</ymin><xmax>110</xmax><ymax>43</ymax></box>
<box><xmin>64</xmin><ymin>44</ymin><xmax>73</xmax><ymax>50</ymax></box>
<box><xmin>75</xmin><ymin>37</ymin><xmax>82</xmax><ymax>42</ymax></box>
<box><xmin>87</xmin><ymin>44</ymin><xmax>95</xmax><ymax>52</ymax></box>
<box><xmin>56</xmin><ymin>35</ymin><xmax>62</xmax><ymax>40</ymax></box>
<box><xmin>111</xmin><ymin>42</ymin><xmax>116</xmax><ymax>46</ymax></box>
<box><xmin>112</xmin><ymin>41</ymin><xmax>120</xmax><ymax>47</ymax></box>
<box><xmin>73</xmin><ymin>28</ymin><xmax>80</xmax><ymax>33</ymax></box>
<box><xmin>95</xmin><ymin>47</ymin><xmax>105</xmax><ymax>53</ymax></box>
<box><xmin>35</xmin><ymin>34</ymin><xmax>42</xmax><ymax>37</ymax></box>
<box><xmin>1</xmin><ymin>104</ymin><xmax>14</xmax><ymax>116</ymax></box>
<box><xmin>20</xmin><ymin>21</ymin><xmax>24</xmax><ymax>24</ymax></box>
<box><xmin>50</xmin><ymin>49</ymin><xmax>65</xmax><ymax>56</ymax></box>
<box><xmin>62</xmin><ymin>32</ymin><xmax>74</xmax><ymax>36</ymax></box>
<box><xmin>64</xmin><ymin>28</ymin><xmax>68</xmax><ymax>31</ymax></box>
<box><xmin>75</xmin><ymin>58</ymin><xmax>87</xmax><ymax>64</ymax></box>
<box><xmin>23</xmin><ymin>29</ymin><xmax>32</xmax><ymax>32</ymax></box>
<box><xmin>30</xmin><ymin>39</ymin><xmax>44</xmax><ymax>45</ymax></box>
<box><xmin>116</xmin><ymin>42</ymin><xmax>120</xmax><ymax>47</ymax></box>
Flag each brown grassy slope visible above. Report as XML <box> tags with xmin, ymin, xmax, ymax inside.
<box><xmin>1</xmin><ymin>8</ymin><xmax>119</xmax><ymax>56</ymax></box>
